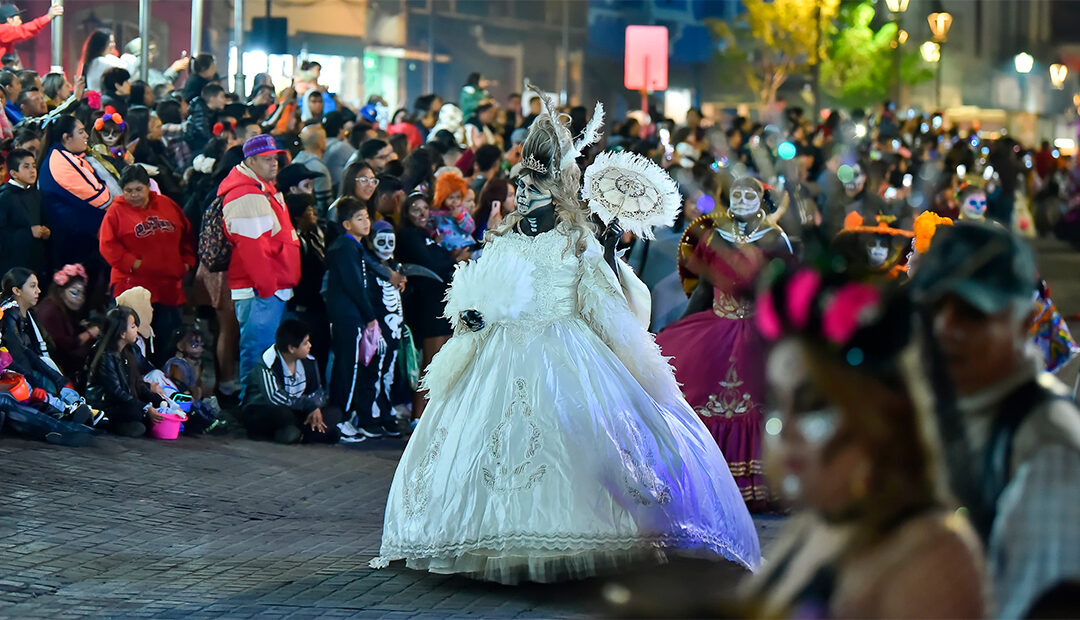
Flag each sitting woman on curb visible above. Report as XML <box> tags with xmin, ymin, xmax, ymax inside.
<box><xmin>34</xmin><ymin>264</ymin><xmax>100</xmax><ymax>388</ymax></box>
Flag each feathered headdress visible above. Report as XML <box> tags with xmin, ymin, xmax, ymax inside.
<box><xmin>520</xmin><ymin>84</ymin><xmax>605</xmax><ymax>180</ymax></box>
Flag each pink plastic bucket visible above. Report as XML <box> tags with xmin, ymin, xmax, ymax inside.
<box><xmin>149</xmin><ymin>412</ymin><xmax>186</xmax><ymax>440</ymax></box>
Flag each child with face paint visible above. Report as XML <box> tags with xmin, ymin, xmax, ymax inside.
<box><xmin>363</xmin><ymin>220</ymin><xmax>405</xmax><ymax>430</ymax></box>
<box><xmin>84</xmin><ymin>109</ymin><xmax>131</xmax><ymax>200</ymax></box>
<box><xmin>957</xmin><ymin>185</ymin><xmax>988</xmax><ymax>221</ymax></box>
<box><xmin>324</xmin><ymin>198</ymin><xmax>403</xmax><ymax>441</ymax></box>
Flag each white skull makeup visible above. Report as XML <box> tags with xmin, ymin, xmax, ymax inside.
<box><xmin>373</xmin><ymin>230</ymin><xmax>396</xmax><ymax>261</ymax></box>
<box><xmin>843</xmin><ymin>165</ymin><xmax>866</xmax><ymax>198</ymax></box>
<box><xmin>867</xmin><ymin>236</ymin><xmax>889</xmax><ymax>267</ymax></box>
<box><xmin>514</xmin><ymin>174</ymin><xmax>554</xmax><ymax>215</ymax></box>
<box><xmin>729</xmin><ymin>187</ymin><xmax>761</xmax><ymax>219</ymax></box>
<box><xmin>960</xmin><ymin>191</ymin><xmax>987</xmax><ymax>220</ymax></box>
<box><xmin>101</xmin><ymin>127</ymin><xmax>123</xmax><ymax>148</ymax></box>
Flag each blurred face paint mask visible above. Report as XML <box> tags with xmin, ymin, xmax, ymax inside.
<box><xmin>795</xmin><ymin>408</ymin><xmax>841</xmax><ymax>446</ymax></box>
<box><xmin>961</xmin><ymin>192</ymin><xmax>987</xmax><ymax>220</ymax></box>
<box><xmin>729</xmin><ymin>187</ymin><xmax>760</xmax><ymax>218</ymax></box>
<box><xmin>867</xmin><ymin>237</ymin><xmax>889</xmax><ymax>267</ymax></box>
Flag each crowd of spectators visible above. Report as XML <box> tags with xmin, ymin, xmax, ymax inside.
<box><xmin>0</xmin><ymin>13</ymin><xmax>1078</xmax><ymax>617</ymax></box>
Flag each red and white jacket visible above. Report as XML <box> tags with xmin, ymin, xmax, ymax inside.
<box><xmin>217</xmin><ymin>163</ymin><xmax>300</xmax><ymax>298</ymax></box>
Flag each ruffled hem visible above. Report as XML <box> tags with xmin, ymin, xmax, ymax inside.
<box><xmin>371</xmin><ymin>532</ymin><xmax>756</xmax><ymax>585</ymax></box>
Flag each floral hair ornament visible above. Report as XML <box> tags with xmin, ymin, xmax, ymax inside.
<box><xmin>755</xmin><ymin>267</ymin><xmax>822</xmax><ymax>340</ymax></box>
<box><xmin>913</xmin><ymin>211</ymin><xmax>953</xmax><ymax>254</ymax></box>
<box><xmin>53</xmin><ymin>263</ymin><xmax>87</xmax><ymax>287</ymax></box>
<box><xmin>86</xmin><ymin>90</ymin><xmax>102</xmax><ymax>110</ymax></box>
<box><xmin>94</xmin><ymin>107</ymin><xmax>126</xmax><ymax>132</ymax></box>
<box><xmin>212</xmin><ymin>119</ymin><xmax>237</xmax><ymax>137</ymax></box>
<box><xmin>821</xmin><ymin>282</ymin><xmax>881</xmax><ymax>345</ymax></box>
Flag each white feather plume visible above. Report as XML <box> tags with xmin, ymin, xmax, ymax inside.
<box><xmin>574</xmin><ymin>101</ymin><xmax>605</xmax><ymax>155</ymax></box>
<box><xmin>442</xmin><ymin>251</ymin><xmax>536</xmax><ymax>327</ymax></box>
<box><xmin>559</xmin><ymin>101</ymin><xmax>606</xmax><ymax>172</ymax></box>
<box><xmin>581</xmin><ymin>150</ymin><xmax>681</xmax><ymax>240</ymax></box>
<box><xmin>423</xmin><ymin>249</ymin><xmax>536</xmax><ymax>400</ymax></box>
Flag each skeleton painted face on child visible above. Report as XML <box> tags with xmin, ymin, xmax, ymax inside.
<box><xmin>372</xmin><ymin>226</ymin><xmax>396</xmax><ymax>261</ymax></box>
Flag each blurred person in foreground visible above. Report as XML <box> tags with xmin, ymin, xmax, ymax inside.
<box><xmin>735</xmin><ymin>261</ymin><xmax>985</xmax><ymax>618</ymax></box>
<box><xmin>911</xmin><ymin>221</ymin><xmax>1080</xmax><ymax>619</ymax></box>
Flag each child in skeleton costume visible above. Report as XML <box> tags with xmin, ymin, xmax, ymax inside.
<box><xmin>368</xmin><ymin>221</ymin><xmax>405</xmax><ymax>428</ymax></box>
<box><xmin>371</xmin><ymin>90</ymin><xmax>760</xmax><ymax>583</ymax></box>
<box><xmin>324</xmin><ymin>200</ymin><xmax>401</xmax><ymax>439</ymax></box>
<box><xmin>656</xmin><ymin>177</ymin><xmax>792</xmax><ymax>511</ymax></box>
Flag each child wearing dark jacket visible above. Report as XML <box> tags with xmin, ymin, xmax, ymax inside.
<box><xmin>85</xmin><ymin>307</ymin><xmax>166</xmax><ymax>437</ymax></box>
<box><xmin>323</xmin><ymin>197</ymin><xmax>401</xmax><ymax>441</ymax></box>
<box><xmin>240</xmin><ymin>318</ymin><xmax>340</xmax><ymax>444</ymax></box>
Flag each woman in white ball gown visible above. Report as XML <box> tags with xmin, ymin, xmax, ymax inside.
<box><xmin>370</xmin><ymin>91</ymin><xmax>760</xmax><ymax>584</ymax></box>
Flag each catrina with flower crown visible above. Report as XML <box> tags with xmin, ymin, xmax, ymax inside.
<box><xmin>371</xmin><ymin>85</ymin><xmax>760</xmax><ymax>584</ymax></box>
<box><xmin>656</xmin><ymin>175</ymin><xmax>794</xmax><ymax>511</ymax></box>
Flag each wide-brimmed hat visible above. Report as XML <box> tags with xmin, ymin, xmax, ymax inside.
<box><xmin>836</xmin><ymin>211</ymin><xmax>913</xmax><ymax>238</ymax></box>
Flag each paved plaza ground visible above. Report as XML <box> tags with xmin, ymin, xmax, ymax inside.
<box><xmin>1</xmin><ymin>432</ymin><xmax>783</xmax><ymax>619</ymax></box>
<box><xmin>4</xmin><ymin>238</ymin><xmax>1076</xmax><ymax>619</ymax></box>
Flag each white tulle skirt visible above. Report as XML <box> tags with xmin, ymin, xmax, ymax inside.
<box><xmin>372</xmin><ymin>317</ymin><xmax>761</xmax><ymax>584</ymax></box>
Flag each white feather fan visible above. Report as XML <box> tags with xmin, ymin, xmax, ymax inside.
<box><xmin>581</xmin><ymin>150</ymin><xmax>681</xmax><ymax>240</ymax></box>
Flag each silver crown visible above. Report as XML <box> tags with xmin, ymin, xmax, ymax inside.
<box><xmin>521</xmin><ymin>153</ymin><xmax>548</xmax><ymax>175</ymax></box>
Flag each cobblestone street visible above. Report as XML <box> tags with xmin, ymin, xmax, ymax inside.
<box><xmin>1</xmin><ymin>432</ymin><xmax>782</xmax><ymax>619</ymax></box>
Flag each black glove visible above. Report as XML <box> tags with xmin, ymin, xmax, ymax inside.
<box><xmin>602</xmin><ymin>219</ymin><xmax>624</xmax><ymax>273</ymax></box>
<box><xmin>459</xmin><ymin>309</ymin><xmax>485</xmax><ymax>332</ymax></box>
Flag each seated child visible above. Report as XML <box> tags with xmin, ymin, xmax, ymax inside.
<box><xmin>85</xmin><ymin>307</ymin><xmax>168</xmax><ymax>437</ymax></box>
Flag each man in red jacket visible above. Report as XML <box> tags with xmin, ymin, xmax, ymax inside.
<box><xmin>0</xmin><ymin>3</ymin><xmax>63</xmax><ymax>60</ymax></box>
<box><xmin>220</xmin><ymin>134</ymin><xmax>301</xmax><ymax>384</ymax></box>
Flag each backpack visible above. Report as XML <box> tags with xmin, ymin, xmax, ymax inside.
<box><xmin>197</xmin><ymin>196</ymin><xmax>231</xmax><ymax>272</ymax></box>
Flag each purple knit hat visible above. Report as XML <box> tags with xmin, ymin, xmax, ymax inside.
<box><xmin>243</xmin><ymin>134</ymin><xmax>284</xmax><ymax>158</ymax></box>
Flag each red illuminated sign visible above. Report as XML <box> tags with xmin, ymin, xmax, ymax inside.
<box><xmin>624</xmin><ymin>25</ymin><xmax>669</xmax><ymax>91</ymax></box>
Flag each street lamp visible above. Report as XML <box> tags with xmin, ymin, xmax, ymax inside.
<box><xmin>928</xmin><ymin>12</ymin><xmax>953</xmax><ymax>42</ymax></box>
<box><xmin>885</xmin><ymin>0</ymin><xmax>910</xmax><ymax>12</ymax></box>
<box><xmin>1015</xmin><ymin>52</ymin><xmax>1034</xmax><ymax>74</ymax></box>
<box><xmin>921</xmin><ymin>41</ymin><xmax>941</xmax><ymax>63</ymax></box>
<box><xmin>927</xmin><ymin>11</ymin><xmax>952</xmax><ymax>110</ymax></box>
<box><xmin>887</xmin><ymin>0</ymin><xmax>909</xmax><ymax>104</ymax></box>
<box><xmin>1051</xmin><ymin>63</ymin><xmax>1069</xmax><ymax>89</ymax></box>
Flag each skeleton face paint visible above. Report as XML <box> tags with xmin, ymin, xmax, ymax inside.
<box><xmin>960</xmin><ymin>192</ymin><xmax>987</xmax><ymax>220</ymax></box>
<box><xmin>729</xmin><ymin>186</ymin><xmax>761</xmax><ymax>219</ymax></box>
<box><xmin>514</xmin><ymin>174</ymin><xmax>553</xmax><ymax>216</ymax></box>
<box><xmin>842</xmin><ymin>165</ymin><xmax>866</xmax><ymax>198</ymax></box>
<box><xmin>101</xmin><ymin>127</ymin><xmax>123</xmax><ymax>148</ymax></box>
<box><xmin>867</xmin><ymin>237</ymin><xmax>889</xmax><ymax>267</ymax></box>
<box><xmin>373</xmin><ymin>230</ymin><xmax>396</xmax><ymax>261</ymax></box>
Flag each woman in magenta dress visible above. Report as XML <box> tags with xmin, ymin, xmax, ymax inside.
<box><xmin>656</xmin><ymin>177</ymin><xmax>792</xmax><ymax>511</ymax></box>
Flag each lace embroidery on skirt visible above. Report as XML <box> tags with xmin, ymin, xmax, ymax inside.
<box><xmin>481</xmin><ymin>377</ymin><xmax>548</xmax><ymax>493</ymax></box>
